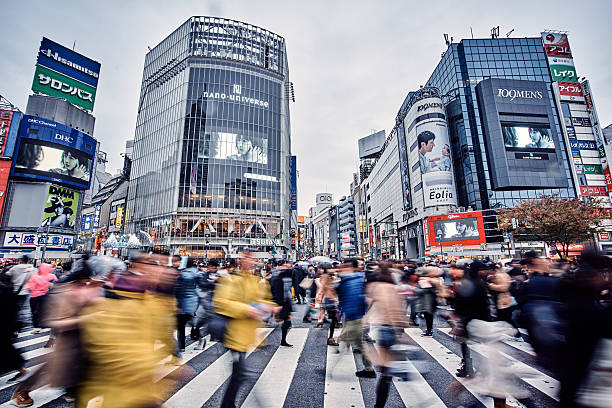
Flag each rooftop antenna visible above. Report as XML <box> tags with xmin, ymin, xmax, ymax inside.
<box><xmin>443</xmin><ymin>33</ymin><xmax>451</xmax><ymax>47</ymax></box>
<box><xmin>72</xmin><ymin>41</ymin><xmax>76</xmax><ymax>51</ymax></box>
<box><xmin>506</xmin><ymin>29</ymin><xmax>515</xmax><ymax>37</ymax></box>
<box><xmin>491</xmin><ymin>26</ymin><xmax>500</xmax><ymax>39</ymax></box>
<box><xmin>470</xmin><ymin>27</ymin><xmax>474</xmax><ymax>39</ymax></box>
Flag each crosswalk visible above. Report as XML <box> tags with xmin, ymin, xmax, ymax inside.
<box><xmin>1</xmin><ymin>324</ymin><xmax>566</xmax><ymax>407</ymax></box>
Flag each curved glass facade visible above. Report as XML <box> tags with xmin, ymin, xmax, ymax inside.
<box><xmin>127</xmin><ymin>17</ymin><xmax>291</xmax><ymax>257</ymax></box>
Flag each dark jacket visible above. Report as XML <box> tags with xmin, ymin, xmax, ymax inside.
<box><xmin>292</xmin><ymin>267</ymin><xmax>306</xmax><ymax>296</ymax></box>
<box><xmin>336</xmin><ymin>272</ymin><xmax>367</xmax><ymax>321</ymax></box>
<box><xmin>270</xmin><ymin>268</ymin><xmax>293</xmax><ymax>319</ymax></box>
<box><xmin>175</xmin><ymin>267</ymin><xmax>199</xmax><ymax>315</ymax></box>
<box><xmin>455</xmin><ymin>278</ymin><xmax>490</xmax><ymax>324</ymax></box>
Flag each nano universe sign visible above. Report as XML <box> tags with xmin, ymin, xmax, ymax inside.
<box><xmin>202</xmin><ymin>84</ymin><xmax>269</xmax><ymax>108</ymax></box>
<box><xmin>497</xmin><ymin>88</ymin><xmax>543</xmax><ymax>101</ymax></box>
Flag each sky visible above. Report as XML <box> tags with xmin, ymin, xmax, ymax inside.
<box><xmin>2</xmin><ymin>1</ymin><xmax>611</xmax><ymax>215</ymax></box>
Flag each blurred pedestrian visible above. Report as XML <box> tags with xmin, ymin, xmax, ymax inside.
<box><xmin>335</xmin><ymin>258</ymin><xmax>375</xmax><ymax>378</ymax></box>
<box><xmin>0</xmin><ymin>266</ymin><xmax>28</xmax><ymax>384</ymax></box>
<box><xmin>24</xmin><ymin>263</ymin><xmax>57</xmax><ymax>334</ymax></box>
<box><xmin>6</xmin><ymin>256</ymin><xmax>35</xmax><ymax>332</ymax></box>
<box><xmin>193</xmin><ymin>259</ymin><xmax>219</xmax><ymax>349</ymax></box>
<box><xmin>414</xmin><ymin>266</ymin><xmax>442</xmax><ymax>336</ymax></box>
<box><xmin>366</xmin><ymin>262</ymin><xmax>408</xmax><ymax>408</ymax></box>
<box><xmin>214</xmin><ymin>249</ymin><xmax>278</xmax><ymax>408</ymax></box>
<box><xmin>270</xmin><ymin>260</ymin><xmax>295</xmax><ymax>347</ymax></box>
<box><xmin>175</xmin><ymin>256</ymin><xmax>199</xmax><ymax>356</ymax></box>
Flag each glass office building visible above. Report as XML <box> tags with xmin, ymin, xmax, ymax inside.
<box><xmin>426</xmin><ymin>37</ymin><xmax>576</xmax><ymax>211</ymax></box>
<box><xmin>127</xmin><ymin>17</ymin><xmax>292</xmax><ymax>258</ymax></box>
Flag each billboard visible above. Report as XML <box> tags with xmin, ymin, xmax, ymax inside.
<box><xmin>427</xmin><ymin>211</ymin><xmax>486</xmax><ymax>247</ymax></box>
<box><xmin>0</xmin><ymin>110</ymin><xmax>15</xmax><ymax>156</ymax></box>
<box><xmin>0</xmin><ymin>160</ymin><xmax>12</xmax><ymax>223</ymax></box>
<box><xmin>396</xmin><ymin>124</ymin><xmax>412</xmax><ymax>210</ymax></box>
<box><xmin>198</xmin><ymin>131</ymin><xmax>267</xmax><ymax>164</ymax></box>
<box><xmin>81</xmin><ymin>214</ymin><xmax>92</xmax><ymax>231</ymax></box>
<box><xmin>556</xmin><ymin>82</ymin><xmax>585</xmax><ymax>102</ymax></box>
<box><xmin>12</xmin><ymin>115</ymin><xmax>96</xmax><ymax>189</ymax></box>
<box><xmin>542</xmin><ymin>32</ymin><xmax>579</xmax><ymax>104</ymax></box>
<box><xmin>41</xmin><ymin>184</ymin><xmax>79</xmax><ymax>229</ymax></box>
<box><xmin>3</xmin><ymin>231</ymin><xmax>74</xmax><ymax>250</ymax></box>
<box><xmin>33</xmin><ymin>37</ymin><xmax>101</xmax><ymax>111</ymax></box>
<box><xmin>404</xmin><ymin>94</ymin><xmax>457</xmax><ymax>208</ymax></box>
<box><xmin>475</xmin><ymin>78</ymin><xmax>568</xmax><ymax>190</ymax></box>
<box><xmin>502</xmin><ymin>125</ymin><xmax>554</xmax><ymax>150</ymax></box>
<box><xmin>358</xmin><ymin>130</ymin><xmax>385</xmax><ymax>159</ymax></box>
<box><xmin>291</xmin><ymin>155</ymin><xmax>297</xmax><ymax>211</ymax></box>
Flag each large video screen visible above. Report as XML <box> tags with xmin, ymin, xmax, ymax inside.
<box><xmin>15</xmin><ymin>139</ymin><xmax>91</xmax><ymax>186</ymax></box>
<box><xmin>198</xmin><ymin>132</ymin><xmax>267</xmax><ymax>164</ymax></box>
<box><xmin>432</xmin><ymin>217</ymin><xmax>479</xmax><ymax>242</ymax></box>
<box><xmin>502</xmin><ymin>124</ymin><xmax>554</xmax><ymax>150</ymax></box>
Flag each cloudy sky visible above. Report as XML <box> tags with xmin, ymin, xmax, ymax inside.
<box><xmin>2</xmin><ymin>1</ymin><xmax>611</xmax><ymax>214</ymax></box>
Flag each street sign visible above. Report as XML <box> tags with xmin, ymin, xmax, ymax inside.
<box><xmin>503</xmin><ymin>232</ymin><xmax>510</xmax><ymax>239</ymax></box>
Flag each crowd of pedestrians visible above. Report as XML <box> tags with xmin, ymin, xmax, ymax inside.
<box><xmin>0</xmin><ymin>249</ymin><xmax>610</xmax><ymax>407</ymax></box>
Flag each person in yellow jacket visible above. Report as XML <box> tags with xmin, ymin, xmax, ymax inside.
<box><xmin>213</xmin><ymin>249</ymin><xmax>278</xmax><ymax>408</ymax></box>
<box><xmin>77</xmin><ymin>253</ymin><xmax>178</xmax><ymax>408</ymax></box>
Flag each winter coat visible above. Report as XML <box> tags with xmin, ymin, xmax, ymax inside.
<box><xmin>455</xmin><ymin>278</ymin><xmax>491</xmax><ymax>325</ymax></box>
<box><xmin>175</xmin><ymin>267</ymin><xmax>199</xmax><ymax>315</ymax></box>
<box><xmin>25</xmin><ymin>263</ymin><xmax>57</xmax><ymax>298</ymax></box>
<box><xmin>414</xmin><ymin>278</ymin><xmax>438</xmax><ymax>314</ymax></box>
<box><xmin>292</xmin><ymin>267</ymin><xmax>306</xmax><ymax>296</ymax></box>
<box><xmin>335</xmin><ymin>272</ymin><xmax>367</xmax><ymax>321</ymax></box>
<box><xmin>367</xmin><ymin>281</ymin><xmax>408</xmax><ymax>327</ymax></box>
<box><xmin>270</xmin><ymin>268</ymin><xmax>293</xmax><ymax>320</ymax></box>
<box><xmin>213</xmin><ymin>271</ymin><xmax>275</xmax><ymax>352</ymax></box>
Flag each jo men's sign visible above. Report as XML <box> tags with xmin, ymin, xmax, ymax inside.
<box><xmin>497</xmin><ymin>88</ymin><xmax>543</xmax><ymax>101</ymax></box>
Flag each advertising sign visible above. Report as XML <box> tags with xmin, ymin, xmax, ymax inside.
<box><xmin>427</xmin><ymin>211</ymin><xmax>486</xmax><ymax>247</ymax></box>
<box><xmin>3</xmin><ymin>231</ymin><xmax>74</xmax><ymax>249</ymax></box>
<box><xmin>542</xmin><ymin>32</ymin><xmax>573</xmax><ymax>58</ymax></box>
<box><xmin>396</xmin><ymin>124</ymin><xmax>412</xmax><ymax>210</ymax></box>
<box><xmin>583</xmin><ymin>164</ymin><xmax>603</xmax><ymax>175</ymax></box>
<box><xmin>41</xmin><ymin>185</ymin><xmax>79</xmax><ymax>229</ymax></box>
<box><xmin>33</xmin><ymin>37</ymin><xmax>101</xmax><ymax>111</ymax></box>
<box><xmin>0</xmin><ymin>160</ymin><xmax>12</xmax><ymax>223</ymax></box>
<box><xmin>93</xmin><ymin>204</ymin><xmax>101</xmax><ymax>228</ymax></box>
<box><xmin>405</xmin><ymin>95</ymin><xmax>457</xmax><ymax>208</ymax></box>
<box><xmin>32</xmin><ymin>65</ymin><xmax>97</xmax><ymax>112</ymax></box>
<box><xmin>12</xmin><ymin>115</ymin><xmax>96</xmax><ymax>189</ymax></box>
<box><xmin>115</xmin><ymin>206</ymin><xmax>123</xmax><ymax>229</ymax></box>
<box><xmin>570</xmin><ymin>140</ymin><xmax>597</xmax><ymax>150</ymax></box>
<box><xmin>557</xmin><ymin>82</ymin><xmax>585</xmax><ymax>102</ymax></box>
<box><xmin>290</xmin><ymin>155</ymin><xmax>297</xmax><ymax>211</ymax></box>
<box><xmin>0</xmin><ymin>110</ymin><xmax>14</xmax><ymax>156</ymax></box>
<box><xmin>580</xmin><ymin>186</ymin><xmax>607</xmax><ymax>196</ymax></box>
<box><xmin>549</xmin><ymin>64</ymin><xmax>578</xmax><ymax>83</ymax></box>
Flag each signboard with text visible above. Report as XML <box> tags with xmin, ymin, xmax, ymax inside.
<box><xmin>3</xmin><ymin>231</ymin><xmax>74</xmax><ymax>249</ymax></box>
<box><xmin>32</xmin><ymin>37</ymin><xmax>101</xmax><ymax>111</ymax></box>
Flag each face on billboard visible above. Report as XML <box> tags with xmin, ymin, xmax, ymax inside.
<box><xmin>198</xmin><ymin>132</ymin><xmax>267</xmax><ymax>164</ymax></box>
<box><xmin>15</xmin><ymin>139</ymin><xmax>92</xmax><ymax>183</ymax></box>
<box><xmin>41</xmin><ymin>185</ymin><xmax>79</xmax><ymax>229</ymax></box>
<box><xmin>415</xmin><ymin>120</ymin><xmax>457</xmax><ymax>208</ymax></box>
<box><xmin>502</xmin><ymin>125</ymin><xmax>554</xmax><ymax>150</ymax></box>
<box><xmin>433</xmin><ymin>218</ymin><xmax>479</xmax><ymax>242</ymax></box>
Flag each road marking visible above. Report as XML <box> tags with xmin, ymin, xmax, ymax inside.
<box><xmin>242</xmin><ymin>328</ymin><xmax>309</xmax><ymax>408</ymax></box>
<box><xmin>0</xmin><ymin>364</ymin><xmax>44</xmax><ymax>392</ymax></box>
<box><xmin>163</xmin><ymin>328</ymin><xmax>273</xmax><ymax>408</ymax></box>
<box><xmin>324</xmin><ymin>345</ymin><xmax>365</xmax><ymax>408</ymax></box>
<box><xmin>16</xmin><ymin>329</ymin><xmax>51</xmax><ymax>338</ymax></box>
<box><xmin>13</xmin><ymin>335</ymin><xmax>50</xmax><ymax>350</ymax></box>
<box><xmin>405</xmin><ymin>328</ymin><xmax>527</xmax><ymax>408</ymax></box>
<box><xmin>390</xmin><ymin>345</ymin><xmax>446</xmax><ymax>407</ymax></box>
<box><xmin>438</xmin><ymin>328</ymin><xmax>536</xmax><ymax>356</ymax></box>
<box><xmin>154</xmin><ymin>336</ymin><xmax>216</xmax><ymax>382</ymax></box>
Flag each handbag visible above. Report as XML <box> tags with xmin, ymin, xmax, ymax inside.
<box><xmin>299</xmin><ymin>277</ymin><xmax>313</xmax><ymax>289</ymax></box>
<box><xmin>208</xmin><ymin>313</ymin><xmax>229</xmax><ymax>342</ymax></box>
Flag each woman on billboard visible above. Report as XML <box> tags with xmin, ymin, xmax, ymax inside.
<box><xmin>50</xmin><ymin>151</ymin><xmax>90</xmax><ymax>181</ymax></box>
<box><xmin>42</xmin><ymin>196</ymin><xmax>75</xmax><ymax>229</ymax></box>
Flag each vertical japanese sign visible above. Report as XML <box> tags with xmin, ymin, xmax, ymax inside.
<box><xmin>290</xmin><ymin>155</ymin><xmax>297</xmax><ymax>211</ymax></box>
<box><xmin>93</xmin><ymin>204</ymin><xmax>101</xmax><ymax>229</ymax></box>
<box><xmin>581</xmin><ymin>80</ymin><xmax>612</xmax><ymax>200</ymax></box>
<box><xmin>115</xmin><ymin>206</ymin><xmax>123</xmax><ymax>229</ymax></box>
<box><xmin>0</xmin><ymin>110</ymin><xmax>14</xmax><ymax>156</ymax></box>
<box><xmin>396</xmin><ymin>124</ymin><xmax>412</xmax><ymax>210</ymax></box>
<box><xmin>542</xmin><ymin>32</ymin><xmax>582</xmax><ymax>101</ymax></box>
<box><xmin>0</xmin><ymin>160</ymin><xmax>12</xmax><ymax>223</ymax></box>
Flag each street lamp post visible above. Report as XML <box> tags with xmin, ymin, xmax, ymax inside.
<box><xmin>436</xmin><ymin>233</ymin><xmax>444</xmax><ymax>259</ymax></box>
<box><xmin>37</xmin><ymin>223</ymin><xmax>51</xmax><ymax>264</ymax></box>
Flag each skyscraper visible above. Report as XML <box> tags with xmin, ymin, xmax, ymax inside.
<box><xmin>127</xmin><ymin>17</ymin><xmax>293</xmax><ymax>258</ymax></box>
